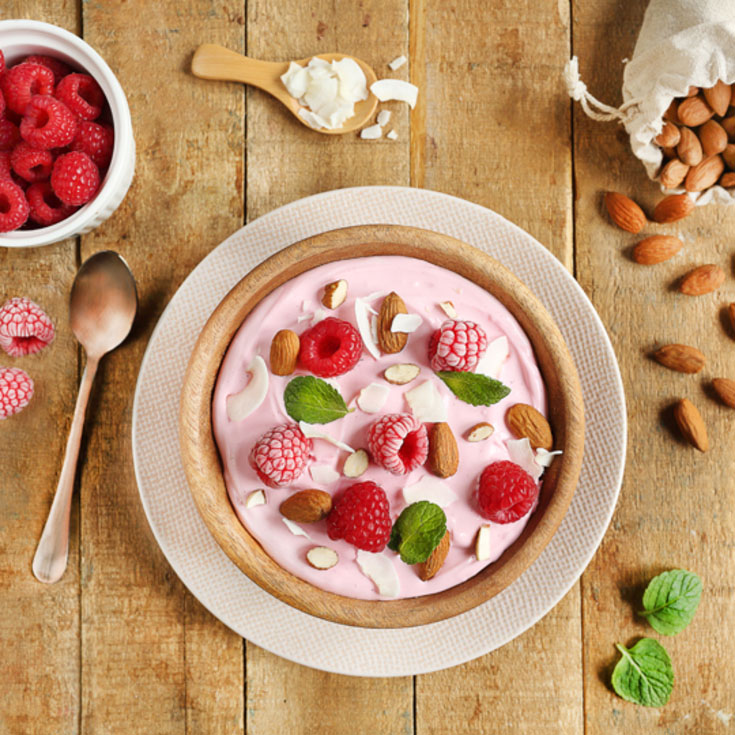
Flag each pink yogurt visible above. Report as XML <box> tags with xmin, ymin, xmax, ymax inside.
<box><xmin>211</xmin><ymin>256</ymin><xmax>547</xmax><ymax>600</ymax></box>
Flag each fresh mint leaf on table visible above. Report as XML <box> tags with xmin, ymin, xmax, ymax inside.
<box><xmin>283</xmin><ymin>376</ymin><xmax>352</xmax><ymax>424</ymax></box>
<box><xmin>388</xmin><ymin>501</ymin><xmax>447</xmax><ymax>564</ymax></box>
<box><xmin>639</xmin><ymin>569</ymin><xmax>702</xmax><ymax>636</ymax></box>
<box><xmin>435</xmin><ymin>371</ymin><xmax>511</xmax><ymax>406</ymax></box>
<box><xmin>611</xmin><ymin>638</ymin><xmax>674</xmax><ymax>708</ymax></box>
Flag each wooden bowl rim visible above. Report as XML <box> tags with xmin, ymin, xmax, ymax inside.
<box><xmin>179</xmin><ymin>224</ymin><xmax>585</xmax><ymax>628</ymax></box>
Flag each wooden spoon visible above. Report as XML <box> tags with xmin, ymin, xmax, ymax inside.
<box><xmin>191</xmin><ymin>44</ymin><xmax>378</xmax><ymax>134</ymax></box>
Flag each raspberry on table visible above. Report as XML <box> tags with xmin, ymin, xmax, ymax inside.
<box><xmin>20</xmin><ymin>94</ymin><xmax>78</xmax><ymax>149</ymax></box>
<box><xmin>23</xmin><ymin>54</ymin><xmax>71</xmax><ymax>84</ymax></box>
<box><xmin>248</xmin><ymin>422</ymin><xmax>312</xmax><ymax>488</ymax></box>
<box><xmin>299</xmin><ymin>317</ymin><xmax>363</xmax><ymax>377</ymax></box>
<box><xmin>27</xmin><ymin>181</ymin><xmax>77</xmax><ymax>227</ymax></box>
<box><xmin>429</xmin><ymin>319</ymin><xmax>488</xmax><ymax>372</ymax></box>
<box><xmin>71</xmin><ymin>121</ymin><xmax>114</xmax><ymax>169</ymax></box>
<box><xmin>0</xmin><ymin>366</ymin><xmax>34</xmax><ymax>419</ymax></box>
<box><xmin>55</xmin><ymin>73</ymin><xmax>104</xmax><ymax>120</ymax></box>
<box><xmin>0</xmin><ymin>296</ymin><xmax>55</xmax><ymax>356</ymax></box>
<box><xmin>0</xmin><ymin>118</ymin><xmax>20</xmax><ymax>151</ymax></box>
<box><xmin>50</xmin><ymin>151</ymin><xmax>100</xmax><ymax>206</ymax></box>
<box><xmin>1</xmin><ymin>62</ymin><xmax>55</xmax><ymax>115</ymax></box>
<box><xmin>0</xmin><ymin>179</ymin><xmax>30</xmax><ymax>232</ymax></box>
<box><xmin>10</xmin><ymin>142</ymin><xmax>53</xmax><ymax>182</ymax></box>
<box><xmin>367</xmin><ymin>413</ymin><xmax>429</xmax><ymax>475</ymax></box>
<box><xmin>326</xmin><ymin>481</ymin><xmax>392</xmax><ymax>552</ymax></box>
<box><xmin>476</xmin><ymin>460</ymin><xmax>539</xmax><ymax>524</ymax></box>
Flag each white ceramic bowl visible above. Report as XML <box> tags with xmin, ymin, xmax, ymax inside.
<box><xmin>0</xmin><ymin>20</ymin><xmax>135</xmax><ymax>248</ymax></box>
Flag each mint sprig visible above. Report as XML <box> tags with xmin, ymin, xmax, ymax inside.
<box><xmin>283</xmin><ymin>376</ymin><xmax>353</xmax><ymax>424</ymax></box>
<box><xmin>611</xmin><ymin>638</ymin><xmax>674</xmax><ymax>708</ymax></box>
<box><xmin>436</xmin><ymin>371</ymin><xmax>510</xmax><ymax>406</ymax></box>
<box><xmin>638</xmin><ymin>569</ymin><xmax>702</xmax><ymax>636</ymax></box>
<box><xmin>388</xmin><ymin>501</ymin><xmax>446</xmax><ymax>564</ymax></box>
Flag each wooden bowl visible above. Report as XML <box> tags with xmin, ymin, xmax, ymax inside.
<box><xmin>179</xmin><ymin>224</ymin><xmax>584</xmax><ymax>628</ymax></box>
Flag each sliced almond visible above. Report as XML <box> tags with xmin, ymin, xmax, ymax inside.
<box><xmin>506</xmin><ymin>404</ymin><xmax>553</xmax><ymax>451</ymax></box>
<box><xmin>384</xmin><ymin>363</ymin><xmax>420</xmax><ymax>385</ymax></box>
<box><xmin>270</xmin><ymin>329</ymin><xmax>300</xmax><ymax>376</ymax></box>
<box><xmin>673</xmin><ymin>398</ymin><xmax>709</xmax><ymax>452</ymax></box>
<box><xmin>466</xmin><ymin>422</ymin><xmax>494</xmax><ymax>442</ymax></box>
<box><xmin>652</xmin><ymin>344</ymin><xmax>706</xmax><ymax>374</ymax></box>
<box><xmin>703</xmin><ymin>80</ymin><xmax>732</xmax><ymax>117</ymax></box>
<box><xmin>377</xmin><ymin>292</ymin><xmax>408</xmax><ymax>353</ymax></box>
<box><xmin>474</xmin><ymin>525</ymin><xmax>492</xmax><ymax>561</ymax></box>
<box><xmin>343</xmin><ymin>448</ymin><xmax>369</xmax><ymax>478</ymax></box>
<box><xmin>604</xmin><ymin>192</ymin><xmax>646</xmax><ymax>234</ymax></box>
<box><xmin>418</xmin><ymin>531</ymin><xmax>450</xmax><ymax>581</ymax></box>
<box><xmin>698</xmin><ymin>120</ymin><xmax>728</xmax><ymax>157</ymax></box>
<box><xmin>321</xmin><ymin>279</ymin><xmax>348</xmax><ymax>309</ymax></box>
<box><xmin>438</xmin><ymin>301</ymin><xmax>458</xmax><ymax>319</ymax></box>
<box><xmin>678</xmin><ymin>264</ymin><xmax>725</xmax><ymax>296</ymax></box>
<box><xmin>632</xmin><ymin>235</ymin><xmax>683</xmax><ymax>265</ymax></box>
<box><xmin>677</xmin><ymin>126</ymin><xmax>703</xmax><ymax>166</ymax></box>
<box><xmin>428</xmin><ymin>422</ymin><xmax>459</xmax><ymax>478</ymax></box>
<box><xmin>306</xmin><ymin>546</ymin><xmax>339</xmax><ymax>570</ymax></box>
<box><xmin>685</xmin><ymin>155</ymin><xmax>724</xmax><ymax>192</ymax></box>
<box><xmin>712</xmin><ymin>378</ymin><xmax>735</xmax><ymax>409</ymax></box>
<box><xmin>659</xmin><ymin>159</ymin><xmax>689</xmax><ymax>189</ymax></box>
<box><xmin>653</xmin><ymin>194</ymin><xmax>694</xmax><ymax>223</ymax></box>
<box><xmin>245</xmin><ymin>489</ymin><xmax>267</xmax><ymax>508</ymax></box>
<box><xmin>279</xmin><ymin>489</ymin><xmax>332</xmax><ymax>523</ymax></box>
<box><xmin>677</xmin><ymin>94</ymin><xmax>714</xmax><ymax>127</ymax></box>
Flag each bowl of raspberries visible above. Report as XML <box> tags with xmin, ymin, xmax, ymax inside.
<box><xmin>0</xmin><ymin>19</ymin><xmax>134</xmax><ymax>247</ymax></box>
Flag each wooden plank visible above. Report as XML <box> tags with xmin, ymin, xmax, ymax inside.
<box><xmin>573</xmin><ymin>1</ymin><xmax>735</xmax><ymax>732</ymax></box>
<box><xmin>0</xmin><ymin>7</ymin><xmax>81</xmax><ymax>735</ymax></box>
<box><xmin>245</xmin><ymin>2</ymin><xmax>414</xmax><ymax>733</ymax></box>
<box><xmin>77</xmin><ymin>3</ymin><xmax>245</xmax><ymax>732</ymax></box>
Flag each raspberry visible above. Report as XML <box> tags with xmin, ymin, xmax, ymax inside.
<box><xmin>0</xmin><ymin>179</ymin><xmax>30</xmax><ymax>232</ymax></box>
<box><xmin>429</xmin><ymin>319</ymin><xmax>488</xmax><ymax>372</ymax></box>
<box><xmin>0</xmin><ymin>297</ymin><xmax>55</xmax><ymax>356</ymax></box>
<box><xmin>10</xmin><ymin>142</ymin><xmax>53</xmax><ymax>182</ymax></box>
<box><xmin>55</xmin><ymin>73</ymin><xmax>104</xmax><ymax>120</ymax></box>
<box><xmin>299</xmin><ymin>317</ymin><xmax>363</xmax><ymax>377</ymax></box>
<box><xmin>27</xmin><ymin>181</ymin><xmax>77</xmax><ymax>226</ymax></box>
<box><xmin>0</xmin><ymin>88</ymin><xmax>5</xmax><ymax>117</ymax></box>
<box><xmin>367</xmin><ymin>413</ymin><xmax>429</xmax><ymax>475</ymax></box>
<box><xmin>70</xmin><ymin>121</ymin><xmax>114</xmax><ymax>169</ymax></box>
<box><xmin>1</xmin><ymin>62</ymin><xmax>55</xmax><ymax>115</ymax></box>
<box><xmin>50</xmin><ymin>151</ymin><xmax>100</xmax><ymax>206</ymax></box>
<box><xmin>24</xmin><ymin>55</ymin><xmax>71</xmax><ymax>84</ymax></box>
<box><xmin>20</xmin><ymin>95</ymin><xmax>78</xmax><ymax>149</ymax></box>
<box><xmin>248</xmin><ymin>423</ymin><xmax>312</xmax><ymax>488</ymax></box>
<box><xmin>326</xmin><ymin>481</ymin><xmax>392</xmax><ymax>552</ymax></box>
<box><xmin>476</xmin><ymin>460</ymin><xmax>538</xmax><ymax>524</ymax></box>
<box><xmin>0</xmin><ymin>118</ymin><xmax>20</xmax><ymax>151</ymax></box>
<box><xmin>0</xmin><ymin>366</ymin><xmax>34</xmax><ymax>419</ymax></box>
<box><xmin>0</xmin><ymin>50</ymin><xmax>5</xmax><ymax>77</ymax></box>
<box><xmin>0</xmin><ymin>151</ymin><xmax>11</xmax><ymax>180</ymax></box>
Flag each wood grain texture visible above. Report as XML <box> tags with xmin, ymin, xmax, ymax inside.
<box><xmin>573</xmin><ymin>1</ymin><xmax>735</xmax><ymax>732</ymax></box>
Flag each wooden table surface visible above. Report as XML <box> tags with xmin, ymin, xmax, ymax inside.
<box><xmin>2</xmin><ymin>1</ymin><xmax>734</xmax><ymax>733</ymax></box>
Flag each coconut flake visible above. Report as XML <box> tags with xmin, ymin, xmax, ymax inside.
<box><xmin>535</xmin><ymin>448</ymin><xmax>563</xmax><ymax>468</ymax></box>
<box><xmin>309</xmin><ymin>464</ymin><xmax>340</xmax><ymax>484</ymax></box>
<box><xmin>386</xmin><ymin>129</ymin><xmax>398</xmax><ymax>140</ymax></box>
<box><xmin>388</xmin><ymin>55</ymin><xmax>407</xmax><ymax>71</ymax></box>
<box><xmin>310</xmin><ymin>307</ymin><xmax>327</xmax><ymax>326</ymax></box>
<box><xmin>299</xmin><ymin>421</ymin><xmax>354</xmax><ymax>453</ymax></box>
<box><xmin>357</xmin><ymin>382</ymin><xmax>391</xmax><ymax>413</ymax></box>
<box><xmin>377</xmin><ymin>110</ymin><xmax>392</xmax><ymax>127</ymax></box>
<box><xmin>506</xmin><ymin>437</ymin><xmax>543</xmax><ymax>480</ymax></box>
<box><xmin>403</xmin><ymin>475</ymin><xmax>457</xmax><ymax>507</ymax></box>
<box><xmin>298</xmin><ymin>107</ymin><xmax>330</xmax><ymax>130</ymax></box>
<box><xmin>360</xmin><ymin>124</ymin><xmax>383</xmax><ymax>140</ymax></box>
<box><xmin>390</xmin><ymin>313</ymin><xmax>422</xmax><ymax>333</ymax></box>
<box><xmin>306</xmin><ymin>546</ymin><xmax>339</xmax><ymax>570</ymax></box>
<box><xmin>281</xmin><ymin>62</ymin><xmax>309</xmax><ymax>98</ymax></box>
<box><xmin>370</xmin><ymin>79</ymin><xmax>419</xmax><ymax>108</ymax></box>
<box><xmin>282</xmin><ymin>518</ymin><xmax>311</xmax><ymax>538</ymax></box>
<box><xmin>245</xmin><ymin>489</ymin><xmax>266</xmax><ymax>508</ymax></box>
<box><xmin>405</xmin><ymin>380</ymin><xmax>447</xmax><ymax>422</ymax></box>
<box><xmin>475</xmin><ymin>525</ymin><xmax>492</xmax><ymax>561</ymax></box>
<box><xmin>226</xmin><ymin>356</ymin><xmax>269</xmax><ymax>421</ymax></box>
<box><xmin>355</xmin><ymin>298</ymin><xmax>381</xmax><ymax>359</ymax></box>
<box><xmin>475</xmin><ymin>336</ymin><xmax>509</xmax><ymax>379</ymax></box>
<box><xmin>356</xmin><ymin>550</ymin><xmax>400</xmax><ymax>597</ymax></box>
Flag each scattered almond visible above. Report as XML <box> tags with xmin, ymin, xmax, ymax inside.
<box><xmin>659</xmin><ymin>159</ymin><xmax>689</xmax><ymax>189</ymax></box>
<box><xmin>418</xmin><ymin>530</ymin><xmax>450</xmax><ymax>581</ymax></box>
<box><xmin>676</xmin><ymin>127</ymin><xmax>703</xmax><ymax>166</ymax></box>
<box><xmin>506</xmin><ymin>403</ymin><xmax>553</xmax><ymax>451</ymax></box>
<box><xmin>712</xmin><ymin>378</ymin><xmax>735</xmax><ymax>409</ymax></box>
<box><xmin>685</xmin><ymin>155</ymin><xmax>724</xmax><ymax>192</ymax></box>
<box><xmin>632</xmin><ymin>235</ymin><xmax>683</xmax><ymax>265</ymax></box>
<box><xmin>306</xmin><ymin>546</ymin><xmax>339</xmax><ymax>570</ymax></box>
<box><xmin>321</xmin><ymin>279</ymin><xmax>348</xmax><ymax>309</ymax></box>
<box><xmin>428</xmin><ymin>422</ymin><xmax>459</xmax><ymax>478</ymax></box>
<box><xmin>377</xmin><ymin>291</ymin><xmax>408</xmax><ymax>353</ymax></box>
<box><xmin>673</xmin><ymin>398</ymin><xmax>709</xmax><ymax>452</ymax></box>
<box><xmin>655</xmin><ymin>121</ymin><xmax>681</xmax><ymax>148</ymax></box>
<box><xmin>383</xmin><ymin>362</ymin><xmax>420</xmax><ymax>385</ymax></box>
<box><xmin>279</xmin><ymin>489</ymin><xmax>332</xmax><ymax>523</ymax></box>
<box><xmin>678</xmin><ymin>264</ymin><xmax>725</xmax><ymax>295</ymax></box>
<box><xmin>698</xmin><ymin>120</ymin><xmax>728</xmax><ymax>157</ymax></box>
<box><xmin>703</xmin><ymin>80</ymin><xmax>732</xmax><ymax>117</ymax></box>
<box><xmin>652</xmin><ymin>344</ymin><xmax>706</xmax><ymax>374</ymax></box>
<box><xmin>653</xmin><ymin>193</ymin><xmax>694</xmax><ymax>223</ymax></box>
<box><xmin>719</xmin><ymin>172</ymin><xmax>735</xmax><ymax>187</ymax></box>
<box><xmin>474</xmin><ymin>525</ymin><xmax>492</xmax><ymax>561</ymax></box>
<box><xmin>438</xmin><ymin>301</ymin><xmax>458</xmax><ymax>319</ymax></box>
<box><xmin>466</xmin><ymin>422</ymin><xmax>494</xmax><ymax>442</ymax></box>
<box><xmin>604</xmin><ymin>192</ymin><xmax>646</xmax><ymax>233</ymax></box>
<box><xmin>343</xmin><ymin>448</ymin><xmax>369</xmax><ymax>478</ymax></box>
<box><xmin>245</xmin><ymin>489</ymin><xmax>267</xmax><ymax>508</ymax></box>
<box><xmin>677</xmin><ymin>94</ymin><xmax>714</xmax><ymax>126</ymax></box>
<box><xmin>270</xmin><ymin>329</ymin><xmax>300</xmax><ymax>376</ymax></box>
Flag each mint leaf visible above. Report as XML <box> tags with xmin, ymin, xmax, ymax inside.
<box><xmin>283</xmin><ymin>376</ymin><xmax>352</xmax><ymax>424</ymax></box>
<box><xmin>611</xmin><ymin>638</ymin><xmax>674</xmax><ymax>707</ymax></box>
<box><xmin>638</xmin><ymin>569</ymin><xmax>702</xmax><ymax>636</ymax></box>
<box><xmin>388</xmin><ymin>501</ymin><xmax>446</xmax><ymax>564</ymax></box>
<box><xmin>436</xmin><ymin>371</ymin><xmax>511</xmax><ymax>406</ymax></box>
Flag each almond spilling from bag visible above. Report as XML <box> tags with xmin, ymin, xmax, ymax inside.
<box><xmin>698</xmin><ymin>120</ymin><xmax>728</xmax><ymax>157</ymax></box>
<box><xmin>377</xmin><ymin>291</ymin><xmax>408</xmax><ymax>353</ymax></box>
<box><xmin>466</xmin><ymin>422</ymin><xmax>494</xmax><ymax>442</ymax></box>
<box><xmin>604</xmin><ymin>192</ymin><xmax>646</xmax><ymax>233</ymax></box>
<box><xmin>321</xmin><ymin>279</ymin><xmax>348</xmax><ymax>309</ymax></box>
<box><xmin>654</xmin><ymin>121</ymin><xmax>681</xmax><ymax>148</ymax></box>
<box><xmin>384</xmin><ymin>362</ymin><xmax>420</xmax><ymax>385</ymax></box>
<box><xmin>428</xmin><ymin>422</ymin><xmax>459</xmax><ymax>478</ymax></box>
<box><xmin>673</xmin><ymin>398</ymin><xmax>709</xmax><ymax>452</ymax></box>
<box><xmin>418</xmin><ymin>530</ymin><xmax>450</xmax><ymax>581</ymax></box>
<box><xmin>632</xmin><ymin>235</ymin><xmax>683</xmax><ymax>265</ymax></box>
<box><xmin>703</xmin><ymin>80</ymin><xmax>732</xmax><ymax>117</ymax></box>
<box><xmin>653</xmin><ymin>193</ymin><xmax>694</xmax><ymax>223</ymax></box>
<box><xmin>678</xmin><ymin>264</ymin><xmax>725</xmax><ymax>295</ymax></box>
<box><xmin>685</xmin><ymin>155</ymin><xmax>724</xmax><ymax>192</ymax></box>
<box><xmin>676</xmin><ymin>126</ymin><xmax>703</xmax><ymax>167</ymax></box>
<box><xmin>270</xmin><ymin>329</ymin><xmax>300</xmax><ymax>375</ymax></box>
<box><xmin>677</xmin><ymin>94</ymin><xmax>714</xmax><ymax>127</ymax></box>
<box><xmin>652</xmin><ymin>343</ymin><xmax>705</xmax><ymax>374</ymax></box>
<box><xmin>279</xmin><ymin>489</ymin><xmax>332</xmax><ymax>523</ymax></box>
<box><xmin>659</xmin><ymin>159</ymin><xmax>690</xmax><ymax>189</ymax></box>
<box><xmin>719</xmin><ymin>172</ymin><xmax>735</xmax><ymax>188</ymax></box>
<box><xmin>722</xmin><ymin>142</ymin><xmax>735</xmax><ymax>168</ymax></box>
<box><xmin>712</xmin><ymin>378</ymin><xmax>735</xmax><ymax>408</ymax></box>
<box><xmin>507</xmin><ymin>403</ymin><xmax>553</xmax><ymax>451</ymax></box>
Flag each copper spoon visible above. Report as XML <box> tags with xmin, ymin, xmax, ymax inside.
<box><xmin>191</xmin><ymin>44</ymin><xmax>378</xmax><ymax>134</ymax></box>
<box><xmin>32</xmin><ymin>251</ymin><xmax>137</xmax><ymax>584</ymax></box>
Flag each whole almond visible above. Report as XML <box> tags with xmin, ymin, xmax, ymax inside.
<box><xmin>685</xmin><ymin>155</ymin><xmax>724</xmax><ymax>192</ymax></box>
<box><xmin>723</xmin><ymin>143</ymin><xmax>735</xmax><ymax>169</ymax></box>
<box><xmin>321</xmin><ymin>279</ymin><xmax>348</xmax><ymax>309</ymax></box>
<box><xmin>632</xmin><ymin>235</ymin><xmax>683</xmax><ymax>265</ymax></box>
<box><xmin>676</xmin><ymin>127</ymin><xmax>703</xmax><ymax>166</ymax></box>
<box><xmin>604</xmin><ymin>192</ymin><xmax>646</xmax><ymax>234</ymax></box>
<box><xmin>377</xmin><ymin>291</ymin><xmax>408</xmax><ymax>354</ymax></box>
<box><xmin>719</xmin><ymin>172</ymin><xmax>735</xmax><ymax>188</ymax></box>
<box><xmin>659</xmin><ymin>159</ymin><xmax>689</xmax><ymax>189</ymax></box>
<box><xmin>712</xmin><ymin>378</ymin><xmax>735</xmax><ymax>409</ymax></box>
<box><xmin>507</xmin><ymin>403</ymin><xmax>553</xmax><ymax>451</ymax></box>
<box><xmin>673</xmin><ymin>398</ymin><xmax>709</xmax><ymax>452</ymax></box>
<box><xmin>653</xmin><ymin>344</ymin><xmax>706</xmax><ymax>373</ymax></box>
<box><xmin>703</xmin><ymin>80</ymin><xmax>732</xmax><ymax>117</ymax></box>
<box><xmin>270</xmin><ymin>329</ymin><xmax>300</xmax><ymax>375</ymax></box>
<box><xmin>654</xmin><ymin>121</ymin><xmax>681</xmax><ymax>148</ymax></box>
<box><xmin>698</xmin><ymin>120</ymin><xmax>728</xmax><ymax>157</ymax></box>
<box><xmin>653</xmin><ymin>193</ymin><xmax>694</xmax><ymax>223</ymax></box>
<box><xmin>679</xmin><ymin>264</ymin><xmax>725</xmax><ymax>295</ymax></box>
<box><xmin>419</xmin><ymin>530</ymin><xmax>450</xmax><ymax>581</ymax></box>
<box><xmin>663</xmin><ymin>99</ymin><xmax>680</xmax><ymax>125</ymax></box>
<box><xmin>466</xmin><ymin>422</ymin><xmax>494</xmax><ymax>442</ymax></box>
<box><xmin>677</xmin><ymin>94</ymin><xmax>714</xmax><ymax>126</ymax></box>
<box><xmin>721</xmin><ymin>117</ymin><xmax>735</xmax><ymax>141</ymax></box>
<box><xmin>429</xmin><ymin>422</ymin><xmax>459</xmax><ymax>478</ymax></box>
<box><xmin>280</xmin><ymin>489</ymin><xmax>332</xmax><ymax>523</ymax></box>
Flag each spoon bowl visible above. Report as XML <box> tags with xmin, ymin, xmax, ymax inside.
<box><xmin>191</xmin><ymin>44</ymin><xmax>378</xmax><ymax>134</ymax></box>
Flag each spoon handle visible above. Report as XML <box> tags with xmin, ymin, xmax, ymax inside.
<box><xmin>32</xmin><ymin>357</ymin><xmax>99</xmax><ymax>584</ymax></box>
<box><xmin>191</xmin><ymin>44</ymin><xmax>286</xmax><ymax>93</ymax></box>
